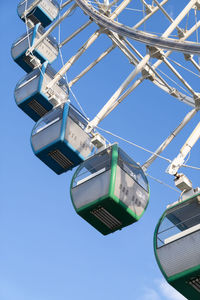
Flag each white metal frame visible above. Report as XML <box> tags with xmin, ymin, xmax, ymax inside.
<box><xmin>23</xmin><ymin>0</ymin><xmax>200</xmax><ymax>178</ymax></box>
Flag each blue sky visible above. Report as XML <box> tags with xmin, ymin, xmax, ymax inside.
<box><xmin>1</xmin><ymin>1</ymin><xmax>200</xmax><ymax>299</ymax></box>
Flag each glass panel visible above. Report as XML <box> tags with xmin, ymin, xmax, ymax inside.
<box><xmin>31</xmin><ymin>119</ymin><xmax>62</xmax><ymax>152</ymax></box>
<box><xmin>32</xmin><ymin>106</ymin><xmax>63</xmax><ymax>135</ymax></box>
<box><xmin>19</xmin><ymin>0</ymin><xmax>59</xmax><ymax>9</ymax></box>
<box><xmin>68</xmin><ymin>105</ymin><xmax>87</xmax><ymax>130</ymax></box>
<box><xmin>18</xmin><ymin>0</ymin><xmax>59</xmax><ymax>17</ymax></box>
<box><xmin>157</xmin><ymin>196</ymin><xmax>200</xmax><ymax>248</ymax></box>
<box><xmin>15</xmin><ymin>68</ymin><xmax>40</xmax><ymax>90</ymax></box>
<box><xmin>17</xmin><ymin>0</ymin><xmax>36</xmax><ymax>14</ymax></box>
<box><xmin>71</xmin><ymin>170</ymin><xmax>111</xmax><ymax>209</ymax></box>
<box><xmin>118</xmin><ymin>148</ymin><xmax>148</xmax><ymax>191</ymax></box>
<box><xmin>50</xmin><ymin>0</ymin><xmax>59</xmax><ymax>8</ymax></box>
<box><xmin>12</xmin><ymin>28</ymin><xmax>33</xmax><ymax>47</ymax></box>
<box><xmin>72</xmin><ymin>146</ymin><xmax>112</xmax><ymax>187</ymax></box>
<box><xmin>18</xmin><ymin>0</ymin><xmax>35</xmax><ymax>8</ymax></box>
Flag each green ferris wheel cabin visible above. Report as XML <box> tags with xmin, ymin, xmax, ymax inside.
<box><xmin>70</xmin><ymin>144</ymin><xmax>149</xmax><ymax>235</ymax></box>
<box><xmin>154</xmin><ymin>192</ymin><xmax>200</xmax><ymax>300</ymax></box>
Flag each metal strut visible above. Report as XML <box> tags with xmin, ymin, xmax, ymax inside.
<box><xmin>46</xmin><ymin>0</ymin><xmax>132</xmax><ymax>91</ymax></box>
<box><xmin>75</xmin><ymin>0</ymin><xmax>200</xmax><ymax>54</ymax></box>
<box><xmin>86</xmin><ymin>4</ymin><xmax>199</xmax><ymax>132</ymax></box>
<box><xmin>167</xmin><ymin>120</ymin><xmax>200</xmax><ymax>175</ymax></box>
<box><xmin>142</xmin><ymin>109</ymin><xmax>198</xmax><ymax>171</ymax></box>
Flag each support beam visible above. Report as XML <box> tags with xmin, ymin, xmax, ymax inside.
<box><xmin>140</xmin><ymin>0</ymin><xmax>152</xmax><ymax>14</ymax></box>
<box><xmin>150</xmin><ymin>20</ymin><xmax>200</xmax><ymax>101</ymax></box>
<box><xmin>162</xmin><ymin>0</ymin><xmax>197</xmax><ymax>38</ymax></box>
<box><xmin>153</xmin><ymin>0</ymin><xmax>182</xmax><ymax>35</ymax></box>
<box><xmin>110</xmin><ymin>0</ymin><xmax>132</xmax><ymax>20</ymax></box>
<box><xmin>59</xmin><ymin>19</ymin><xmax>93</xmax><ymax>48</ymax></box>
<box><xmin>189</xmin><ymin>57</ymin><xmax>200</xmax><ymax>73</ymax></box>
<box><xmin>86</xmin><ymin>53</ymin><xmax>151</xmax><ymax>131</ymax></box>
<box><xmin>152</xmin><ymin>20</ymin><xmax>200</xmax><ymax>71</ymax></box>
<box><xmin>142</xmin><ymin>108</ymin><xmax>198</xmax><ymax>170</ymax></box>
<box><xmin>47</xmin><ymin>0</ymin><xmax>133</xmax><ymax>90</ymax></box>
<box><xmin>99</xmin><ymin>32</ymin><xmax>192</xmax><ymax>118</ymax></box>
<box><xmin>61</xmin><ymin>0</ymin><xmax>73</xmax><ymax>9</ymax></box>
<box><xmin>68</xmin><ymin>44</ymin><xmax>115</xmax><ymax>87</ymax></box>
<box><xmin>86</xmin><ymin>2</ymin><xmax>198</xmax><ymax>131</ymax></box>
<box><xmin>107</xmin><ymin>0</ymin><xmax>120</xmax><ymax>11</ymax></box>
<box><xmin>167</xmin><ymin>117</ymin><xmax>200</xmax><ymax>175</ymax></box>
<box><xmin>133</xmin><ymin>0</ymin><xmax>169</xmax><ymax>29</ymax></box>
<box><xmin>162</xmin><ymin>56</ymin><xmax>198</xmax><ymax>97</ymax></box>
<box><xmin>102</xmin><ymin>77</ymin><xmax>145</xmax><ymax>120</ymax></box>
<box><xmin>122</xmin><ymin>38</ymin><xmax>173</xmax><ymax>91</ymax></box>
<box><xmin>47</xmin><ymin>29</ymin><xmax>102</xmax><ymax>91</ymax></box>
<box><xmin>108</xmin><ymin>32</ymin><xmax>139</xmax><ymax>65</ymax></box>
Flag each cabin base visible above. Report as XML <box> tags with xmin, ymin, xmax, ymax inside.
<box><xmin>168</xmin><ymin>268</ymin><xmax>200</xmax><ymax>300</ymax></box>
<box><xmin>35</xmin><ymin>140</ymin><xmax>84</xmax><ymax>174</ymax></box>
<box><xmin>25</xmin><ymin>6</ymin><xmax>54</xmax><ymax>27</ymax></box>
<box><xmin>18</xmin><ymin>93</ymin><xmax>53</xmax><ymax>121</ymax></box>
<box><xmin>14</xmin><ymin>50</ymin><xmax>45</xmax><ymax>73</ymax></box>
<box><xmin>77</xmin><ymin>195</ymin><xmax>138</xmax><ymax>235</ymax></box>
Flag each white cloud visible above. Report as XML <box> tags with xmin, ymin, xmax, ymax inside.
<box><xmin>158</xmin><ymin>279</ymin><xmax>187</xmax><ymax>300</ymax></box>
<box><xmin>141</xmin><ymin>288</ymin><xmax>161</xmax><ymax>300</ymax></box>
<box><xmin>138</xmin><ymin>278</ymin><xmax>187</xmax><ymax>300</ymax></box>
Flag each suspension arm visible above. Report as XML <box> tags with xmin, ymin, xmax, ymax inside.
<box><xmin>167</xmin><ymin>119</ymin><xmax>200</xmax><ymax>175</ymax></box>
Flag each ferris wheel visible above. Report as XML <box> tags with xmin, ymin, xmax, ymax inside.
<box><xmin>12</xmin><ymin>1</ymin><xmax>200</xmax><ymax>298</ymax></box>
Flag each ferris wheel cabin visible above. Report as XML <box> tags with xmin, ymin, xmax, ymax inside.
<box><xmin>17</xmin><ymin>0</ymin><xmax>60</xmax><ymax>28</ymax></box>
<box><xmin>11</xmin><ymin>24</ymin><xmax>59</xmax><ymax>73</ymax></box>
<box><xmin>31</xmin><ymin>102</ymin><xmax>95</xmax><ymax>174</ymax></box>
<box><xmin>70</xmin><ymin>144</ymin><xmax>149</xmax><ymax>235</ymax></box>
<box><xmin>14</xmin><ymin>62</ymin><xmax>69</xmax><ymax>121</ymax></box>
<box><xmin>154</xmin><ymin>191</ymin><xmax>200</xmax><ymax>299</ymax></box>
